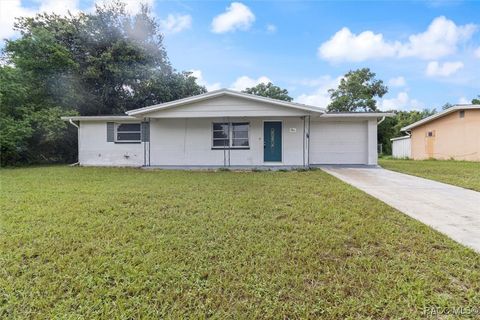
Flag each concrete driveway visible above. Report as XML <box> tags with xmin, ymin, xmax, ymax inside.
<box><xmin>321</xmin><ymin>166</ymin><xmax>480</xmax><ymax>253</ymax></box>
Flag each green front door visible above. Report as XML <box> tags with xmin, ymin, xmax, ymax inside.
<box><xmin>264</xmin><ymin>122</ymin><xmax>282</xmax><ymax>162</ymax></box>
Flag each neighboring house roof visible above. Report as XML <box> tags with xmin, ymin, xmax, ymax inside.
<box><xmin>390</xmin><ymin>136</ymin><xmax>411</xmax><ymax>141</ymax></box>
<box><xmin>321</xmin><ymin>112</ymin><xmax>394</xmax><ymax>118</ymax></box>
<box><xmin>402</xmin><ymin>105</ymin><xmax>480</xmax><ymax>131</ymax></box>
<box><xmin>126</xmin><ymin>88</ymin><xmax>326</xmax><ymax>116</ymax></box>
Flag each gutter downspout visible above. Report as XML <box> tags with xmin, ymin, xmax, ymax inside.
<box><xmin>377</xmin><ymin>116</ymin><xmax>386</xmax><ymax>125</ymax></box>
<box><xmin>68</xmin><ymin>119</ymin><xmax>80</xmax><ymax>166</ymax></box>
<box><xmin>69</xmin><ymin>118</ymin><xmax>79</xmax><ymax>128</ymax></box>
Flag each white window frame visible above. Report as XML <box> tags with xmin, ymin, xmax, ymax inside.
<box><xmin>115</xmin><ymin>122</ymin><xmax>142</xmax><ymax>143</ymax></box>
<box><xmin>212</xmin><ymin>122</ymin><xmax>250</xmax><ymax>149</ymax></box>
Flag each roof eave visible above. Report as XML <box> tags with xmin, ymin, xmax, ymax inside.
<box><xmin>61</xmin><ymin>116</ymin><xmax>138</xmax><ymax>121</ymax></box>
<box><xmin>321</xmin><ymin>112</ymin><xmax>395</xmax><ymax>118</ymax></box>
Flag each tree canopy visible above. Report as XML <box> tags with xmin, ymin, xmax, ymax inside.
<box><xmin>472</xmin><ymin>96</ymin><xmax>480</xmax><ymax>104</ymax></box>
<box><xmin>1</xmin><ymin>1</ymin><xmax>205</xmax><ymax>165</ymax></box>
<box><xmin>327</xmin><ymin>68</ymin><xmax>388</xmax><ymax>112</ymax></box>
<box><xmin>242</xmin><ymin>82</ymin><xmax>293</xmax><ymax>102</ymax></box>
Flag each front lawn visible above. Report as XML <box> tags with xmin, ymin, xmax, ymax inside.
<box><xmin>1</xmin><ymin>167</ymin><xmax>479</xmax><ymax>319</ymax></box>
<box><xmin>379</xmin><ymin>158</ymin><xmax>480</xmax><ymax>192</ymax></box>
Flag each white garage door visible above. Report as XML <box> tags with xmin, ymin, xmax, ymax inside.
<box><xmin>310</xmin><ymin>121</ymin><xmax>368</xmax><ymax>164</ymax></box>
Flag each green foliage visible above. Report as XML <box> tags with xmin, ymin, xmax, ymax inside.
<box><xmin>0</xmin><ymin>1</ymin><xmax>205</xmax><ymax>166</ymax></box>
<box><xmin>380</xmin><ymin>159</ymin><xmax>480</xmax><ymax>192</ymax></box>
<box><xmin>242</xmin><ymin>82</ymin><xmax>293</xmax><ymax>101</ymax></box>
<box><xmin>1</xmin><ymin>168</ymin><xmax>479</xmax><ymax>318</ymax></box>
<box><xmin>378</xmin><ymin>109</ymin><xmax>435</xmax><ymax>155</ymax></box>
<box><xmin>442</xmin><ymin>102</ymin><xmax>454</xmax><ymax>110</ymax></box>
<box><xmin>327</xmin><ymin>68</ymin><xmax>387</xmax><ymax>112</ymax></box>
<box><xmin>472</xmin><ymin>96</ymin><xmax>480</xmax><ymax>104</ymax></box>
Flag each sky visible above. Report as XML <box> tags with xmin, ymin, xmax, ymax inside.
<box><xmin>1</xmin><ymin>0</ymin><xmax>480</xmax><ymax>110</ymax></box>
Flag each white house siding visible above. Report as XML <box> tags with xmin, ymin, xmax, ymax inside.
<box><xmin>79</xmin><ymin>121</ymin><xmax>144</xmax><ymax>166</ymax></box>
<box><xmin>391</xmin><ymin>136</ymin><xmax>411</xmax><ymax>158</ymax></box>
<box><xmin>149</xmin><ymin>117</ymin><xmax>307</xmax><ymax>166</ymax></box>
<box><xmin>77</xmin><ymin>117</ymin><xmax>379</xmax><ymax>167</ymax></box>
<box><xmin>309</xmin><ymin>119</ymin><xmax>378</xmax><ymax>165</ymax></box>
<box><xmin>143</xmin><ymin>95</ymin><xmax>310</xmax><ymax>118</ymax></box>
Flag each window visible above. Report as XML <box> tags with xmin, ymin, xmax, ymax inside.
<box><xmin>116</xmin><ymin>123</ymin><xmax>141</xmax><ymax>142</ymax></box>
<box><xmin>459</xmin><ymin>110</ymin><xmax>465</xmax><ymax>118</ymax></box>
<box><xmin>426</xmin><ymin>130</ymin><xmax>435</xmax><ymax>137</ymax></box>
<box><xmin>213</xmin><ymin>123</ymin><xmax>229</xmax><ymax>147</ymax></box>
<box><xmin>212</xmin><ymin>122</ymin><xmax>249</xmax><ymax>148</ymax></box>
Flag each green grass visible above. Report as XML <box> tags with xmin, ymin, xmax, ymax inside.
<box><xmin>379</xmin><ymin>159</ymin><xmax>480</xmax><ymax>192</ymax></box>
<box><xmin>1</xmin><ymin>167</ymin><xmax>479</xmax><ymax>319</ymax></box>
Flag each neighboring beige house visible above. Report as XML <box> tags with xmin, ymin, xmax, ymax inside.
<box><xmin>401</xmin><ymin>105</ymin><xmax>480</xmax><ymax>161</ymax></box>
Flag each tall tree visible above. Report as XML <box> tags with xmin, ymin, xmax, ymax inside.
<box><xmin>242</xmin><ymin>82</ymin><xmax>293</xmax><ymax>102</ymax></box>
<box><xmin>472</xmin><ymin>96</ymin><xmax>480</xmax><ymax>104</ymax></box>
<box><xmin>327</xmin><ymin>68</ymin><xmax>388</xmax><ymax>112</ymax></box>
<box><xmin>5</xmin><ymin>2</ymin><xmax>206</xmax><ymax>116</ymax></box>
<box><xmin>1</xmin><ymin>1</ymin><xmax>205</xmax><ymax>165</ymax></box>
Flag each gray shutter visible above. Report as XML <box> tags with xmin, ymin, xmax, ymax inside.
<box><xmin>141</xmin><ymin>122</ymin><xmax>150</xmax><ymax>142</ymax></box>
<box><xmin>107</xmin><ymin>122</ymin><xmax>114</xmax><ymax>142</ymax></box>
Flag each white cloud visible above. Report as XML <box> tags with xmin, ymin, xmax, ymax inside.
<box><xmin>0</xmin><ymin>0</ymin><xmax>34</xmax><ymax>41</ymax></box>
<box><xmin>295</xmin><ymin>76</ymin><xmax>342</xmax><ymax>107</ymax></box>
<box><xmin>189</xmin><ymin>70</ymin><xmax>222</xmax><ymax>91</ymax></box>
<box><xmin>230</xmin><ymin>75</ymin><xmax>270</xmax><ymax>91</ymax></box>
<box><xmin>0</xmin><ymin>0</ymin><xmax>156</xmax><ymax>42</ymax></box>
<box><xmin>318</xmin><ymin>16</ymin><xmax>477</xmax><ymax>62</ymax></box>
<box><xmin>458</xmin><ymin>97</ymin><xmax>470</xmax><ymax>104</ymax></box>
<box><xmin>388</xmin><ymin>76</ymin><xmax>406</xmax><ymax>87</ymax></box>
<box><xmin>399</xmin><ymin>16</ymin><xmax>476</xmax><ymax>59</ymax></box>
<box><xmin>475</xmin><ymin>47</ymin><xmax>480</xmax><ymax>58</ymax></box>
<box><xmin>0</xmin><ymin>0</ymin><xmax>81</xmax><ymax>41</ymax></box>
<box><xmin>92</xmin><ymin>0</ymin><xmax>155</xmax><ymax>14</ymax></box>
<box><xmin>426</xmin><ymin>61</ymin><xmax>464</xmax><ymax>77</ymax></box>
<box><xmin>266</xmin><ymin>24</ymin><xmax>277</xmax><ymax>33</ymax></box>
<box><xmin>211</xmin><ymin>2</ymin><xmax>255</xmax><ymax>33</ymax></box>
<box><xmin>160</xmin><ymin>14</ymin><xmax>191</xmax><ymax>34</ymax></box>
<box><xmin>38</xmin><ymin>0</ymin><xmax>80</xmax><ymax>15</ymax></box>
<box><xmin>378</xmin><ymin>92</ymin><xmax>424</xmax><ymax>110</ymax></box>
<box><xmin>94</xmin><ymin>0</ymin><xmax>155</xmax><ymax>15</ymax></box>
<box><xmin>318</xmin><ymin>28</ymin><xmax>400</xmax><ymax>62</ymax></box>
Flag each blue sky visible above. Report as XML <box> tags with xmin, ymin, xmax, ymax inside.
<box><xmin>2</xmin><ymin>0</ymin><xmax>480</xmax><ymax>110</ymax></box>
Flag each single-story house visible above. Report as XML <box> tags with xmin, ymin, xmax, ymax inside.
<box><xmin>62</xmin><ymin>89</ymin><xmax>392</xmax><ymax>168</ymax></box>
<box><xmin>392</xmin><ymin>104</ymin><xmax>480</xmax><ymax>161</ymax></box>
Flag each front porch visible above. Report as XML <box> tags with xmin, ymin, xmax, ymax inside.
<box><xmin>143</xmin><ymin>116</ymin><xmax>310</xmax><ymax>167</ymax></box>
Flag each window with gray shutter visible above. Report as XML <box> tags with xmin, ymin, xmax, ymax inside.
<box><xmin>107</xmin><ymin>122</ymin><xmax>114</xmax><ymax>142</ymax></box>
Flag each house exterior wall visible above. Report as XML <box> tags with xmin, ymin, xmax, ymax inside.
<box><xmin>79</xmin><ymin>121</ymin><xmax>144</xmax><ymax>166</ymax></box>
<box><xmin>149</xmin><ymin>117</ymin><xmax>307</xmax><ymax>166</ymax></box>
<box><xmin>76</xmin><ymin>116</ymin><xmax>380</xmax><ymax>167</ymax></box>
<box><xmin>392</xmin><ymin>137</ymin><xmax>411</xmax><ymax>158</ymax></box>
<box><xmin>410</xmin><ymin>109</ymin><xmax>480</xmax><ymax>161</ymax></box>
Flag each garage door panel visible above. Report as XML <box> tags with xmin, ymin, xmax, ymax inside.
<box><xmin>310</xmin><ymin>121</ymin><xmax>368</xmax><ymax>164</ymax></box>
